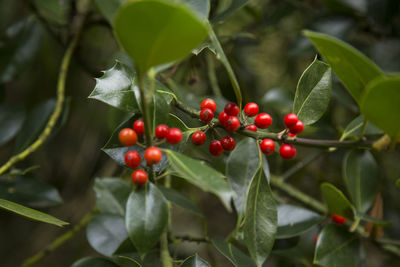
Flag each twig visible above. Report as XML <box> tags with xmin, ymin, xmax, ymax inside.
<box><xmin>22</xmin><ymin>209</ymin><xmax>96</xmax><ymax>267</ymax></box>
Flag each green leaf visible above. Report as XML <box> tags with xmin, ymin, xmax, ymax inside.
<box><xmin>13</xmin><ymin>98</ymin><xmax>69</xmax><ymax>154</ymax></box>
<box><xmin>0</xmin><ymin>104</ymin><xmax>25</xmax><ymax>145</ymax></box>
<box><xmin>180</xmin><ymin>255</ymin><xmax>210</xmax><ymax>267</ymax></box>
<box><xmin>165</xmin><ymin>150</ymin><xmax>234</xmax><ymax>211</ymax></box>
<box><xmin>340</xmin><ymin>115</ymin><xmax>382</xmax><ymax>140</ymax></box>
<box><xmin>314</xmin><ymin>224</ymin><xmax>361</xmax><ymax>267</ymax></box>
<box><xmin>360</xmin><ymin>76</ymin><xmax>400</xmax><ymax>139</ymax></box>
<box><xmin>244</xmin><ymin>166</ymin><xmax>277</xmax><ymax>266</ymax></box>
<box><xmin>293</xmin><ymin>58</ymin><xmax>332</xmax><ymax>125</ymax></box>
<box><xmin>211</xmin><ymin>0</ymin><xmax>250</xmax><ymax>23</ymax></box>
<box><xmin>113</xmin><ymin>255</ymin><xmax>142</xmax><ymax>267</ymax></box>
<box><xmin>0</xmin><ymin>175</ymin><xmax>62</xmax><ymax>208</ymax></box>
<box><xmin>226</xmin><ymin>138</ymin><xmax>268</xmax><ymax>217</ymax></box>
<box><xmin>0</xmin><ymin>198</ymin><xmax>68</xmax><ymax>227</ymax></box>
<box><xmin>320</xmin><ymin>183</ymin><xmax>354</xmax><ymax>218</ymax></box>
<box><xmin>184</xmin><ymin>0</ymin><xmax>210</xmax><ymax>20</ymax></box>
<box><xmin>212</xmin><ymin>239</ymin><xmax>257</xmax><ymax>267</ymax></box>
<box><xmin>208</xmin><ymin>26</ymin><xmax>242</xmax><ymax>107</ymax></box>
<box><xmin>95</xmin><ymin>0</ymin><xmax>123</xmax><ymax>25</ymax></box>
<box><xmin>94</xmin><ymin>178</ymin><xmax>131</xmax><ymax>216</ymax></box>
<box><xmin>34</xmin><ymin>0</ymin><xmax>69</xmax><ymax>24</ymax></box>
<box><xmin>343</xmin><ymin>150</ymin><xmax>379</xmax><ymax>213</ymax></box>
<box><xmin>158</xmin><ymin>185</ymin><xmax>203</xmax><ymax>217</ymax></box>
<box><xmin>89</xmin><ymin>61</ymin><xmax>139</xmax><ymax>113</ymax></box>
<box><xmin>355</xmin><ymin>212</ymin><xmax>391</xmax><ymax>226</ymax></box>
<box><xmin>114</xmin><ymin>0</ymin><xmax>208</xmax><ymax>72</ymax></box>
<box><xmin>71</xmin><ymin>257</ymin><xmax>119</xmax><ymax>267</ymax></box>
<box><xmin>0</xmin><ymin>18</ymin><xmax>42</xmax><ymax>83</ymax></box>
<box><xmin>397</xmin><ymin>179</ymin><xmax>400</xmax><ymax>189</ymax></box>
<box><xmin>87</xmin><ymin>214</ymin><xmax>128</xmax><ymax>257</ymax></box>
<box><xmin>125</xmin><ymin>183</ymin><xmax>168</xmax><ymax>253</ymax></box>
<box><xmin>276</xmin><ymin>204</ymin><xmax>323</xmax><ymax>239</ymax></box>
<box><xmin>150</xmin><ymin>89</ymin><xmax>174</xmax><ymax>132</ymax></box>
<box><xmin>304</xmin><ymin>30</ymin><xmax>383</xmax><ymax>104</ymax></box>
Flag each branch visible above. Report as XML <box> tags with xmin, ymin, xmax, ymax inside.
<box><xmin>172</xmin><ymin>99</ymin><xmax>374</xmax><ymax>149</ymax></box>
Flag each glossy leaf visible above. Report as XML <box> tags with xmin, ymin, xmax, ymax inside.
<box><xmin>158</xmin><ymin>185</ymin><xmax>203</xmax><ymax>217</ymax></box>
<box><xmin>360</xmin><ymin>76</ymin><xmax>400</xmax><ymax>140</ymax></box>
<box><xmin>0</xmin><ymin>104</ymin><xmax>25</xmax><ymax>145</ymax></box>
<box><xmin>244</xmin><ymin>166</ymin><xmax>277</xmax><ymax>266</ymax></box>
<box><xmin>87</xmin><ymin>214</ymin><xmax>128</xmax><ymax>257</ymax></box>
<box><xmin>211</xmin><ymin>0</ymin><xmax>250</xmax><ymax>23</ymax></box>
<box><xmin>212</xmin><ymin>239</ymin><xmax>257</xmax><ymax>267</ymax></box>
<box><xmin>340</xmin><ymin>115</ymin><xmax>382</xmax><ymax>140</ymax></box>
<box><xmin>208</xmin><ymin>27</ymin><xmax>242</xmax><ymax>107</ymax></box>
<box><xmin>343</xmin><ymin>150</ymin><xmax>379</xmax><ymax>213</ymax></box>
<box><xmin>71</xmin><ymin>257</ymin><xmax>119</xmax><ymax>267</ymax></box>
<box><xmin>95</xmin><ymin>0</ymin><xmax>122</xmax><ymax>25</ymax></box>
<box><xmin>304</xmin><ymin>30</ymin><xmax>383</xmax><ymax>104</ymax></box>
<box><xmin>320</xmin><ymin>183</ymin><xmax>354</xmax><ymax>218</ymax></box>
<box><xmin>165</xmin><ymin>150</ymin><xmax>234</xmax><ymax>211</ymax></box>
<box><xmin>125</xmin><ymin>183</ymin><xmax>168</xmax><ymax>253</ymax></box>
<box><xmin>89</xmin><ymin>61</ymin><xmax>139</xmax><ymax>113</ymax></box>
<box><xmin>314</xmin><ymin>224</ymin><xmax>360</xmax><ymax>267</ymax></box>
<box><xmin>94</xmin><ymin>178</ymin><xmax>131</xmax><ymax>216</ymax></box>
<box><xmin>276</xmin><ymin>204</ymin><xmax>323</xmax><ymax>239</ymax></box>
<box><xmin>226</xmin><ymin>138</ymin><xmax>269</xmax><ymax>217</ymax></box>
<box><xmin>113</xmin><ymin>254</ymin><xmax>142</xmax><ymax>267</ymax></box>
<box><xmin>184</xmin><ymin>0</ymin><xmax>210</xmax><ymax>20</ymax></box>
<box><xmin>0</xmin><ymin>175</ymin><xmax>62</xmax><ymax>208</ymax></box>
<box><xmin>293</xmin><ymin>58</ymin><xmax>332</xmax><ymax>125</ymax></box>
<box><xmin>0</xmin><ymin>18</ymin><xmax>42</xmax><ymax>83</ymax></box>
<box><xmin>180</xmin><ymin>255</ymin><xmax>210</xmax><ymax>267</ymax></box>
<box><xmin>355</xmin><ymin>211</ymin><xmax>391</xmax><ymax>226</ymax></box>
<box><xmin>0</xmin><ymin>198</ymin><xmax>68</xmax><ymax>227</ymax></box>
<box><xmin>34</xmin><ymin>0</ymin><xmax>69</xmax><ymax>24</ymax></box>
<box><xmin>114</xmin><ymin>0</ymin><xmax>208</xmax><ymax>71</ymax></box>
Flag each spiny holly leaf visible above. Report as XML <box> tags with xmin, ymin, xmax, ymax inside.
<box><xmin>165</xmin><ymin>150</ymin><xmax>234</xmax><ymax>211</ymax></box>
<box><xmin>114</xmin><ymin>0</ymin><xmax>208</xmax><ymax>72</ymax></box>
<box><xmin>304</xmin><ymin>30</ymin><xmax>383</xmax><ymax>104</ymax></box>
<box><xmin>320</xmin><ymin>183</ymin><xmax>354</xmax><ymax>218</ymax></box>
<box><xmin>184</xmin><ymin>0</ymin><xmax>210</xmax><ymax>20</ymax></box>
<box><xmin>314</xmin><ymin>225</ymin><xmax>361</xmax><ymax>267</ymax></box>
<box><xmin>343</xmin><ymin>150</ymin><xmax>379</xmax><ymax>213</ymax></box>
<box><xmin>89</xmin><ymin>61</ymin><xmax>139</xmax><ymax>113</ymax></box>
<box><xmin>276</xmin><ymin>204</ymin><xmax>323</xmax><ymax>239</ymax></box>
<box><xmin>212</xmin><ymin>239</ymin><xmax>257</xmax><ymax>267</ymax></box>
<box><xmin>125</xmin><ymin>183</ymin><xmax>168</xmax><ymax>254</ymax></box>
<box><xmin>93</xmin><ymin>178</ymin><xmax>131</xmax><ymax>216</ymax></box>
<box><xmin>94</xmin><ymin>0</ymin><xmax>122</xmax><ymax>25</ymax></box>
<box><xmin>180</xmin><ymin>255</ymin><xmax>210</xmax><ymax>267</ymax></box>
<box><xmin>360</xmin><ymin>76</ymin><xmax>400</xmax><ymax>140</ymax></box>
<box><xmin>0</xmin><ymin>198</ymin><xmax>68</xmax><ymax>227</ymax></box>
<box><xmin>293</xmin><ymin>57</ymin><xmax>332</xmax><ymax>125</ymax></box>
<box><xmin>158</xmin><ymin>185</ymin><xmax>203</xmax><ymax>217</ymax></box>
<box><xmin>340</xmin><ymin>115</ymin><xmax>382</xmax><ymax>140</ymax></box>
<box><xmin>0</xmin><ymin>175</ymin><xmax>62</xmax><ymax>208</ymax></box>
<box><xmin>87</xmin><ymin>214</ymin><xmax>128</xmax><ymax>257</ymax></box>
<box><xmin>0</xmin><ymin>104</ymin><xmax>25</xmax><ymax>145</ymax></box>
<box><xmin>244</xmin><ymin>166</ymin><xmax>277</xmax><ymax>267</ymax></box>
<box><xmin>211</xmin><ymin>0</ymin><xmax>251</xmax><ymax>23</ymax></box>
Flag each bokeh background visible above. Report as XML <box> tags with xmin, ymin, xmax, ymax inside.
<box><xmin>1</xmin><ymin>0</ymin><xmax>400</xmax><ymax>266</ymax></box>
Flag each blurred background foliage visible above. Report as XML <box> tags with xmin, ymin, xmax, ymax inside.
<box><xmin>0</xmin><ymin>0</ymin><xmax>400</xmax><ymax>266</ymax></box>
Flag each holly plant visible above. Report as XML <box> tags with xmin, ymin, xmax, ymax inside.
<box><xmin>1</xmin><ymin>0</ymin><xmax>400</xmax><ymax>267</ymax></box>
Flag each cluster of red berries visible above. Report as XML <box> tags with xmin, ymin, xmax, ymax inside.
<box><xmin>118</xmin><ymin>120</ymin><xmax>183</xmax><ymax>186</ymax></box>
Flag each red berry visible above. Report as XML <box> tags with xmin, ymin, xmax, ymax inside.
<box><xmin>225</xmin><ymin>116</ymin><xmax>240</xmax><ymax>132</ymax></box>
<box><xmin>244</xmin><ymin>102</ymin><xmax>259</xmax><ymax>117</ymax></box>
<box><xmin>119</xmin><ymin>128</ymin><xmax>138</xmax><ymax>146</ymax></box>
<box><xmin>209</xmin><ymin>140</ymin><xmax>223</xmax><ymax>156</ymax></box>
<box><xmin>254</xmin><ymin>113</ymin><xmax>272</xmax><ymax>129</ymax></box>
<box><xmin>313</xmin><ymin>234</ymin><xmax>319</xmax><ymax>245</ymax></box>
<box><xmin>124</xmin><ymin>151</ymin><xmax>141</xmax><ymax>168</ymax></box>
<box><xmin>288</xmin><ymin>132</ymin><xmax>296</xmax><ymax>137</ymax></box>
<box><xmin>284</xmin><ymin>113</ymin><xmax>298</xmax><ymax>128</ymax></box>
<box><xmin>191</xmin><ymin>131</ymin><xmax>206</xmax><ymax>146</ymax></box>
<box><xmin>218</xmin><ymin>112</ymin><xmax>229</xmax><ymax>126</ymax></box>
<box><xmin>155</xmin><ymin>124</ymin><xmax>169</xmax><ymax>139</ymax></box>
<box><xmin>133</xmin><ymin>120</ymin><xmax>144</xmax><ymax>135</ymax></box>
<box><xmin>245</xmin><ymin>124</ymin><xmax>257</xmax><ymax>132</ymax></box>
<box><xmin>279</xmin><ymin>144</ymin><xmax>296</xmax><ymax>159</ymax></box>
<box><xmin>131</xmin><ymin>170</ymin><xmax>148</xmax><ymax>186</ymax></box>
<box><xmin>199</xmin><ymin>108</ymin><xmax>214</xmax><ymax>123</ymax></box>
<box><xmin>332</xmin><ymin>214</ymin><xmax>347</xmax><ymax>225</ymax></box>
<box><xmin>166</xmin><ymin>128</ymin><xmax>183</xmax><ymax>144</ymax></box>
<box><xmin>260</xmin><ymin>139</ymin><xmax>275</xmax><ymax>155</ymax></box>
<box><xmin>289</xmin><ymin>120</ymin><xmax>304</xmax><ymax>135</ymax></box>
<box><xmin>144</xmin><ymin>146</ymin><xmax>162</xmax><ymax>165</ymax></box>
<box><xmin>224</xmin><ymin>102</ymin><xmax>239</xmax><ymax>116</ymax></box>
<box><xmin>221</xmin><ymin>136</ymin><xmax>236</xmax><ymax>151</ymax></box>
<box><xmin>200</xmin><ymin>98</ymin><xmax>216</xmax><ymax>112</ymax></box>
